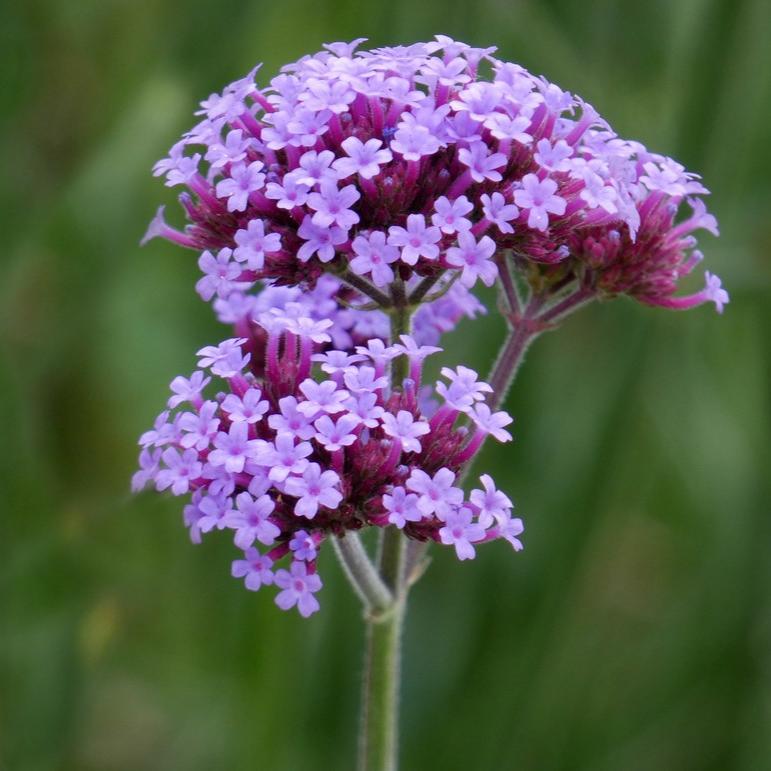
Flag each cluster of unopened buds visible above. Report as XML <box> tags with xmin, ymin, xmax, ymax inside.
<box><xmin>136</xmin><ymin>36</ymin><xmax>726</xmax><ymax>617</ymax></box>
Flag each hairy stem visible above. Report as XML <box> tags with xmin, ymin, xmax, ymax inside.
<box><xmin>357</xmin><ymin>279</ymin><xmax>412</xmax><ymax>771</ymax></box>
<box><xmin>487</xmin><ymin>295</ymin><xmax>543</xmax><ymax>409</ymax></box>
<box><xmin>359</xmin><ymin>603</ymin><xmax>404</xmax><ymax>771</ymax></box>
<box><xmin>538</xmin><ymin>285</ymin><xmax>596</xmax><ymax>325</ymax></box>
<box><xmin>487</xmin><ymin>320</ymin><xmax>539</xmax><ymax>409</ymax></box>
<box><xmin>495</xmin><ymin>251</ymin><xmax>522</xmax><ymax>319</ymax></box>
<box><xmin>333</xmin><ymin>534</ymin><xmax>393</xmax><ymax>615</ymax></box>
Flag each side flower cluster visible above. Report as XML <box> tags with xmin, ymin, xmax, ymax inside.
<box><xmin>145</xmin><ymin>35</ymin><xmax>726</xmax><ymax>322</ymax></box>
<box><xmin>133</xmin><ymin>310</ymin><xmax>522</xmax><ymax>616</ymax></box>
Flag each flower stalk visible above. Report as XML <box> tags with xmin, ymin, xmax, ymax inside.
<box><xmin>353</xmin><ymin>284</ymin><xmax>412</xmax><ymax>771</ymax></box>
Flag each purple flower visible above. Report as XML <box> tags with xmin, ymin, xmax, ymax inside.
<box><xmin>137</xmin><ymin>36</ymin><xmax>731</xmax><ymax>615</ymax></box>
<box><xmin>480</xmin><ymin>192</ymin><xmax>519</xmax><ymax>234</ymax></box>
<box><xmin>287</xmin><ymin>150</ymin><xmax>337</xmax><ymax>188</ymax></box>
<box><xmin>485</xmin><ymin>112</ymin><xmax>531</xmax><ymax>143</ymax></box>
<box><xmin>458</xmin><ymin>143</ymin><xmax>507</xmax><ymax>183</ymax></box>
<box><xmin>156</xmin><ymin>448</ymin><xmax>203</xmax><ymax>495</ymax></box>
<box><xmin>168</xmin><ymin>371</ymin><xmax>210</xmax><ymax>409</ymax></box>
<box><xmin>439</xmin><ymin>507</ymin><xmax>486</xmax><ymax>560</ymax></box>
<box><xmin>195</xmin><ymin>248</ymin><xmax>246</xmax><ymax>301</ymax></box>
<box><xmin>289</xmin><ymin>529</ymin><xmax>318</xmax><ymax>561</ymax></box>
<box><xmin>470</xmin><ymin>474</ymin><xmax>513</xmax><ymax>528</ymax></box>
<box><xmin>208</xmin><ymin>422</ymin><xmax>265</xmax><ymax>474</ymax></box>
<box><xmin>436</xmin><ymin>365</ymin><xmax>492</xmax><ymax>411</ymax></box>
<box><xmin>221</xmin><ymin>388</ymin><xmax>269</xmax><ymax>423</ymax></box>
<box><xmin>196</xmin><ymin>492</ymin><xmax>232</xmax><ymax>533</ymax></box>
<box><xmin>267</xmin><ymin>396</ymin><xmax>316</xmax><ymax>440</ymax></box>
<box><xmin>498</xmin><ymin>514</ymin><xmax>524</xmax><ymax>551</ymax></box>
<box><xmin>343</xmin><ymin>366</ymin><xmax>389</xmax><ymax>393</ymax></box>
<box><xmin>296</xmin><ymin>216</ymin><xmax>347</xmax><ymax>263</ymax></box>
<box><xmin>265</xmin><ymin>176</ymin><xmax>310</xmax><ymax>209</ymax></box>
<box><xmin>391</xmin><ymin>123</ymin><xmax>442</xmax><ymax>161</ymax></box>
<box><xmin>313</xmin><ymin>414</ymin><xmax>360</xmax><ymax>452</ymax></box>
<box><xmin>233</xmin><ymin>220</ymin><xmax>282</xmax><ymax>270</ymax></box>
<box><xmin>287</xmin><ymin>108</ymin><xmax>331</xmax><ymax>147</ymax></box>
<box><xmin>350</xmin><ymin>231</ymin><xmax>400</xmax><ymax>287</ymax></box>
<box><xmin>445</xmin><ymin>232</ymin><xmax>498</xmax><ymax>287</ymax></box>
<box><xmin>533</xmin><ymin>138</ymin><xmax>572</xmax><ymax>172</ymax></box>
<box><xmin>393</xmin><ymin>335</ymin><xmax>441</xmax><ymax>364</ymax></box>
<box><xmin>197</xmin><ymin>338</ymin><xmax>250</xmax><ymax>378</ymax></box>
<box><xmin>283</xmin><ymin>463</ymin><xmax>343</xmax><ymax>518</ymax></box>
<box><xmin>469</xmin><ymin>403</ymin><xmax>513</xmax><ymax>442</ymax></box>
<box><xmin>298</xmin><ymin>379</ymin><xmax>350</xmax><ymax>417</ymax></box>
<box><xmin>312</xmin><ymin>350</ymin><xmax>366</xmax><ymax>377</ymax></box>
<box><xmin>355</xmin><ymin>339</ymin><xmax>400</xmax><ymax>368</ymax></box>
<box><xmin>382</xmin><ymin>486</ymin><xmax>422</xmax><ymax>528</ymax></box>
<box><xmin>406</xmin><ymin>468</ymin><xmax>464</xmax><ymax>519</ymax></box>
<box><xmin>147</xmin><ymin>36</ymin><xmax>723</xmax><ymax>326</ymax></box>
<box><xmin>450</xmin><ymin>82</ymin><xmax>502</xmax><ymax>120</ymax></box>
<box><xmin>702</xmin><ymin>271</ymin><xmax>729</xmax><ymax>314</ymax></box>
<box><xmin>231</xmin><ymin>548</ymin><xmax>274</xmax><ymax>591</ymax></box>
<box><xmin>287</xmin><ymin>316</ymin><xmax>333</xmax><ymax>344</ymax></box>
<box><xmin>579</xmin><ymin>170</ymin><xmax>618</xmax><ymax>214</ymax></box>
<box><xmin>419</xmin><ymin>55</ymin><xmax>472</xmax><ymax>87</ymax></box>
<box><xmin>388</xmin><ymin>215</ymin><xmax>442</xmax><ymax>265</ymax></box>
<box><xmin>431</xmin><ymin>195</ymin><xmax>473</xmax><ymax>235</ymax></box>
<box><xmin>153</xmin><ymin>142</ymin><xmax>200</xmax><ymax>186</ymax></box>
<box><xmin>381</xmin><ymin>410</ymin><xmax>430</xmax><ymax>453</ymax></box>
<box><xmin>203</xmin><ymin>464</ymin><xmax>238</xmax><ymax>499</ymax></box>
<box><xmin>333</xmin><ymin>137</ymin><xmax>392</xmax><ymax>180</ymax></box>
<box><xmin>139</xmin><ymin>410</ymin><xmax>178</xmax><ymax>447</ymax></box>
<box><xmin>132</xmin><ymin>448</ymin><xmax>161</xmax><ymax>492</ymax></box>
<box><xmin>226</xmin><ymin>491</ymin><xmax>280</xmax><ymax>548</ymax></box>
<box><xmin>343</xmin><ymin>392</ymin><xmax>384</xmax><ymax>428</ymax></box>
<box><xmin>273</xmin><ymin>561</ymin><xmax>323</xmax><ymax>617</ymax></box>
<box><xmin>205</xmin><ymin>129</ymin><xmax>250</xmax><ymax>169</ymax></box>
<box><xmin>260</xmin><ymin>433</ymin><xmax>313</xmax><ymax>483</ymax></box>
<box><xmin>640</xmin><ymin>160</ymin><xmax>689</xmax><ymax>196</ymax></box>
<box><xmin>513</xmin><ymin>174</ymin><xmax>567</xmax><ymax>231</ymax></box>
<box><xmin>307</xmin><ymin>180</ymin><xmax>361</xmax><ymax>230</ymax></box>
<box><xmin>299</xmin><ymin>78</ymin><xmax>355</xmax><ymax>113</ymax></box>
<box><xmin>178</xmin><ymin>401</ymin><xmax>220</xmax><ymax>450</ymax></box>
<box><xmin>215</xmin><ymin>161</ymin><xmax>266</xmax><ymax>212</ymax></box>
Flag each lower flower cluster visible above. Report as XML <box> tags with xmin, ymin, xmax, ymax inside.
<box><xmin>133</xmin><ymin>310</ymin><xmax>522</xmax><ymax>616</ymax></box>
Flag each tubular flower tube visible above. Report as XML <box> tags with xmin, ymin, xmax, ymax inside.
<box><xmin>133</xmin><ymin>312</ymin><xmax>522</xmax><ymax>616</ymax></box>
<box><xmin>144</xmin><ymin>36</ymin><xmax>725</xmax><ymax>318</ymax></box>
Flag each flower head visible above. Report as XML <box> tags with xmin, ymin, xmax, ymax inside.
<box><xmin>144</xmin><ymin>36</ymin><xmax>724</xmax><ymax>328</ymax></box>
<box><xmin>135</xmin><ymin>313</ymin><xmax>519</xmax><ymax>616</ymax></box>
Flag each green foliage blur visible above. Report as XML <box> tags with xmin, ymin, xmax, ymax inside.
<box><xmin>1</xmin><ymin>1</ymin><xmax>769</xmax><ymax>769</ymax></box>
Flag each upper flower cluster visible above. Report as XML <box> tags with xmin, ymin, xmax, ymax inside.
<box><xmin>145</xmin><ymin>35</ymin><xmax>726</xmax><ymax>315</ymax></box>
<box><xmin>133</xmin><ymin>308</ymin><xmax>522</xmax><ymax>616</ymax></box>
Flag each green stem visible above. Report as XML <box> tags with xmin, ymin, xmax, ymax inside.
<box><xmin>487</xmin><ymin>316</ymin><xmax>540</xmax><ymax>409</ymax></box>
<box><xmin>357</xmin><ymin>280</ymin><xmax>412</xmax><ymax>771</ymax></box>
<box><xmin>338</xmin><ymin>268</ymin><xmax>393</xmax><ymax>308</ymax></box>
<box><xmin>359</xmin><ymin>601</ymin><xmax>404</xmax><ymax>771</ymax></box>
<box><xmin>333</xmin><ymin>533</ymin><xmax>393</xmax><ymax>615</ymax></box>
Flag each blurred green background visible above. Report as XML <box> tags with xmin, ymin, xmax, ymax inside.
<box><xmin>1</xmin><ymin>1</ymin><xmax>769</xmax><ymax>769</ymax></box>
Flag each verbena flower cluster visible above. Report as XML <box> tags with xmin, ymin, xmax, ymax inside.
<box><xmin>144</xmin><ymin>35</ymin><xmax>727</xmax><ymax>317</ymax></box>
<box><xmin>136</xmin><ymin>36</ymin><xmax>727</xmax><ymax>617</ymax></box>
<box><xmin>133</xmin><ymin>309</ymin><xmax>522</xmax><ymax>616</ymax></box>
